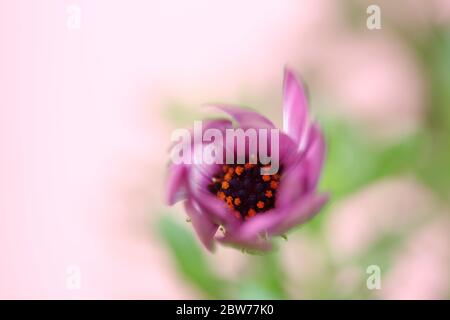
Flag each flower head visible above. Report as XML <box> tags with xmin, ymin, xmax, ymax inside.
<box><xmin>166</xmin><ymin>68</ymin><xmax>328</xmax><ymax>251</ymax></box>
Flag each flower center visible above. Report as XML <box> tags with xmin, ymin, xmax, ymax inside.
<box><xmin>208</xmin><ymin>163</ymin><xmax>282</xmax><ymax>220</ymax></box>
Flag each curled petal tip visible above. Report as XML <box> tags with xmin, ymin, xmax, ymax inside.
<box><xmin>283</xmin><ymin>68</ymin><xmax>310</xmax><ymax>148</ymax></box>
<box><xmin>305</xmin><ymin>123</ymin><xmax>326</xmax><ymax>191</ymax></box>
<box><xmin>206</xmin><ymin>104</ymin><xmax>275</xmax><ymax>129</ymax></box>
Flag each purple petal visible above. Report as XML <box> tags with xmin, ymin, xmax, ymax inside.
<box><xmin>217</xmin><ymin>209</ymin><xmax>282</xmax><ymax>251</ymax></box>
<box><xmin>216</xmin><ymin>219</ymin><xmax>274</xmax><ymax>251</ymax></box>
<box><xmin>184</xmin><ymin>199</ymin><xmax>219</xmax><ymax>251</ymax></box>
<box><xmin>270</xmin><ymin>193</ymin><xmax>329</xmax><ymax>236</ymax></box>
<box><xmin>282</xmin><ymin>68</ymin><xmax>309</xmax><ymax>149</ymax></box>
<box><xmin>192</xmin><ymin>190</ymin><xmax>242</xmax><ymax>229</ymax></box>
<box><xmin>276</xmin><ymin>132</ymin><xmax>300</xmax><ymax>168</ymax></box>
<box><xmin>202</xmin><ymin>118</ymin><xmax>234</xmax><ymax>134</ymax></box>
<box><xmin>165</xmin><ymin>164</ymin><xmax>188</xmax><ymax>205</ymax></box>
<box><xmin>168</xmin><ymin>118</ymin><xmax>232</xmax><ymax>150</ymax></box>
<box><xmin>189</xmin><ymin>157</ymin><xmax>222</xmax><ymax>190</ymax></box>
<box><xmin>207</xmin><ymin>104</ymin><xmax>275</xmax><ymax>129</ymax></box>
<box><xmin>217</xmin><ymin>192</ymin><xmax>328</xmax><ymax>250</ymax></box>
<box><xmin>275</xmin><ymin>161</ymin><xmax>308</xmax><ymax>208</ymax></box>
<box><xmin>258</xmin><ymin>132</ymin><xmax>299</xmax><ymax>175</ymax></box>
<box><xmin>275</xmin><ymin>123</ymin><xmax>325</xmax><ymax>207</ymax></box>
<box><xmin>226</xmin><ymin>193</ymin><xmax>326</xmax><ymax>241</ymax></box>
<box><xmin>235</xmin><ymin>211</ymin><xmax>283</xmax><ymax>239</ymax></box>
<box><xmin>304</xmin><ymin>123</ymin><xmax>326</xmax><ymax>192</ymax></box>
<box><xmin>167</xmin><ymin>118</ymin><xmax>232</xmax><ymax>205</ymax></box>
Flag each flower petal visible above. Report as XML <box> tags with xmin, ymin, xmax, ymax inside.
<box><xmin>304</xmin><ymin>123</ymin><xmax>326</xmax><ymax>192</ymax></box>
<box><xmin>192</xmin><ymin>190</ymin><xmax>241</xmax><ymax>228</ymax></box>
<box><xmin>217</xmin><ymin>192</ymin><xmax>328</xmax><ymax>250</ymax></box>
<box><xmin>167</xmin><ymin>118</ymin><xmax>232</xmax><ymax>205</ymax></box>
<box><xmin>184</xmin><ymin>199</ymin><xmax>219</xmax><ymax>251</ymax></box>
<box><xmin>283</xmin><ymin>68</ymin><xmax>309</xmax><ymax>149</ymax></box>
<box><xmin>271</xmin><ymin>193</ymin><xmax>329</xmax><ymax>236</ymax></box>
<box><xmin>165</xmin><ymin>163</ymin><xmax>188</xmax><ymax>205</ymax></box>
<box><xmin>276</xmin><ymin>132</ymin><xmax>300</xmax><ymax>168</ymax></box>
<box><xmin>258</xmin><ymin>131</ymin><xmax>299</xmax><ymax>175</ymax></box>
<box><xmin>202</xmin><ymin>118</ymin><xmax>234</xmax><ymax>134</ymax></box>
<box><xmin>275</xmin><ymin>161</ymin><xmax>308</xmax><ymax>208</ymax></box>
<box><xmin>169</xmin><ymin>118</ymin><xmax>232</xmax><ymax>151</ymax></box>
<box><xmin>275</xmin><ymin>123</ymin><xmax>325</xmax><ymax>206</ymax></box>
<box><xmin>189</xmin><ymin>157</ymin><xmax>222</xmax><ymax>190</ymax></box>
<box><xmin>217</xmin><ymin>209</ymin><xmax>282</xmax><ymax>252</ymax></box>
<box><xmin>207</xmin><ymin>104</ymin><xmax>275</xmax><ymax>129</ymax></box>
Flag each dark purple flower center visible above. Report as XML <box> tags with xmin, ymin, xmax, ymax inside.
<box><xmin>207</xmin><ymin>163</ymin><xmax>282</xmax><ymax>220</ymax></box>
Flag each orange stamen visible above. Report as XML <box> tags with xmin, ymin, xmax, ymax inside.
<box><xmin>262</xmin><ymin>175</ymin><xmax>271</xmax><ymax>182</ymax></box>
<box><xmin>270</xmin><ymin>181</ymin><xmax>278</xmax><ymax>189</ymax></box>
<box><xmin>234</xmin><ymin>197</ymin><xmax>241</xmax><ymax>206</ymax></box>
<box><xmin>257</xmin><ymin>201</ymin><xmax>265</xmax><ymax>209</ymax></box>
<box><xmin>226</xmin><ymin>196</ymin><xmax>233</xmax><ymax>208</ymax></box>
<box><xmin>247</xmin><ymin>208</ymin><xmax>256</xmax><ymax>218</ymax></box>
<box><xmin>221</xmin><ymin>181</ymin><xmax>229</xmax><ymax>189</ymax></box>
<box><xmin>235</xmin><ymin>166</ymin><xmax>244</xmax><ymax>175</ymax></box>
<box><xmin>217</xmin><ymin>191</ymin><xmax>226</xmax><ymax>200</ymax></box>
<box><xmin>224</xmin><ymin>173</ymin><xmax>232</xmax><ymax>181</ymax></box>
<box><xmin>265</xmin><ymin>190</ymin><xmax>273</xmax><ymax>198</ymax></box>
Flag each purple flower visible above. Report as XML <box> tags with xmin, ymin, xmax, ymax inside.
<box><xmin>166</xmin><ymin>68</ymin><xmax>328</xmax><ymax>252</ymax></box>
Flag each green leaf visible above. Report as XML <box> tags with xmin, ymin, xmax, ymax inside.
<box><xmin>157</xmin><ymin>214</ymin><xmax>228</xmax><ymax>299</ymax></box>
<box><xmin>236</xmin><ymin>252</ymin><xmax>287</xmax><ymax>299</ymax></box>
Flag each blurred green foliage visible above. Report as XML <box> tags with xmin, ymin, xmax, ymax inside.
<box><xmin>158</xmin><ymin>215</ymin><xmax>229</xmax><ymax>299</ymax></box>
<box><xmin>414</xmin><ymin>29</ymin><xmax>450</xmax><ymax>196</ymax></box>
